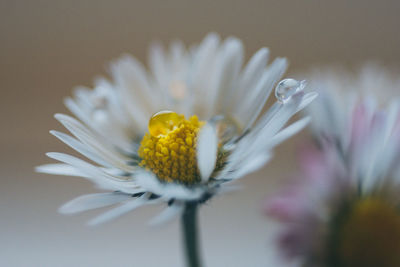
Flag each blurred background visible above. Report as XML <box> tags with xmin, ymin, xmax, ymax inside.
<box><xmin>1</xmin><ymin>0</ymin><xmax>400</xmax><ymax>266</ymax></box>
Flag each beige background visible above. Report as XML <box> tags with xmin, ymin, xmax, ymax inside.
<box><xmin>1</xmin><ymin>0</ymin><xmax>400</xmax><ymax>266</ymax></box>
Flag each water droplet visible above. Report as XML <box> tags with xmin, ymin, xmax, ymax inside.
<box><xmin>275</xmin><ymin>78</ymin><xmax>306</xmax><ymax>103</ymax></box>
<box><xmin>210</xmin><ymin>115</ymin><xmax>240</xmax><ymax>144</ymax></box>
<box><xmin>148</xmin><ymin>110</ymin><xmax>184</xmax><ymax>137</ymax></box>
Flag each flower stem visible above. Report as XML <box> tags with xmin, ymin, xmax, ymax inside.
<box><xmin>181</xmin><ymin>202</ymin><xmax>202</xmax><ymax>267</ymax></box>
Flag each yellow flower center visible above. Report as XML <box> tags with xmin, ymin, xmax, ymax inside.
<box><xmin>337</xmin><ymin>197</ymin><xmax>400</xmax><ymax>267</ymax></box>
<box><xmin>138</xmin><ymin>111</ymin><xmax>205</xmax><ymax>184</ymax></box>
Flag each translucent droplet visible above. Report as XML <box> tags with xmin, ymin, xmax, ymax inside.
<box><xmin>275</xmin><ymin>78</ymin><xmax>306</xmax><ymax>103</ymax></box>
<box><xmin>149</xmin><ymin>110</ymin><xmax>184</xmax><ymax>137</ymax></box>
<box><xmin>210</xmin><ymin>115</ymin><xmax>240</xmax><ymax>144</ymax></box>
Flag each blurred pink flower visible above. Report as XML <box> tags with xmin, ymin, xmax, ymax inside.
<box><xmin>265</xmin><ymin>65</ymin><xmax>400</xmax><ymax>267</ymax></box>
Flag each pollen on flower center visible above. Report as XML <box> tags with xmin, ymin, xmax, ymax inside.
<box><xmin>138</xmin><ymin>111</ymin><xmax>205</xmax><ymax>184</ymax></box>
<box><xmin>336</xmin><ymin>197</ymin><xmax>400</xmax><ymax>267</ymax></box>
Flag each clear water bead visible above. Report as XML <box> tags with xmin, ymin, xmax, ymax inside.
<box><xmin>275</xmin><ymin>78</ymin><xmax>306</xmax><ymax>103</ymax></box>
<box><xmin>148</xmin><ymin>110</ymin><xmax>184</xmax><ymax>137</ymax></box>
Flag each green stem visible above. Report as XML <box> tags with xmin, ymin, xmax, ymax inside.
<box><xmin>181</xmin><ymin>202</ymin><xmax>202</xmax><ymax>267</ymax></box>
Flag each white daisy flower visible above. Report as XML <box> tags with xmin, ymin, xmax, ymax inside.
<box><xmin>266</xmin><ymin>65</ymin><xmax>400</xmax><ymax>267</ymax></box>
<box><xmin>36</xmin><ymin>33</ymin><xmax>316</xmax><ymax>227</ymax></box>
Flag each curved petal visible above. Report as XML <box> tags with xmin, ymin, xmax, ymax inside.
<box><xmin>87</xmin><ymin>194</ymin><xmax>151</xmax><ymax>226</ymax></box>
<box><xmin>134</xmin><ymin>171</ymin><xmax>205</xmax><ymax>200</ymax></box>
<box><xmin>59</xmin><ymin>192</ymin><xmax>133</xmax><ymax>214</ymax></box>
<box><xmin>149</xmin><ymin>203</ymin><xmax>184</xmax><ymax>226</ymax></box>
<box><xmin>197</xmin><ymin>123</ymin><xmax>218</xmax><ymax>182</ymax></box>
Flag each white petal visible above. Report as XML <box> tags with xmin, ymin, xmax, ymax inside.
<box><xmin>59</xmin><ymin>193</ymin><xmax>133</xmax><ymax>214</ymax></box>
<box><xmin>149</xmin><ymin>203</ymin><xmax>184</xmax><ymax>226</ymax></box>
<box><xmin>134</xmin><ymin>171</ymin><xmax>204</xmax><ymax>200</ymax></box>
<box><xmin>149</xmin><ymin>42</ymin><xmax>168</xmax><ymax>88</ymax></box>
<box><xmin>190</xmin><ymin>33</ymin><xmax>221</xmax><ymax>117</ymax></box>
<box><xmin>88</xmin><ymin>195</ymin><xmax>149</xmax><ymax>226</ymax></box>
<box><xmin>64</xmin><ymin>95</ymin><xmax>136</xmax><ymax>154</ymax></box>
<box><xmin>111</xmin><ymin>55</ymin><xmax>153</xmax><ymax>105</ymax></box>
<box><xmin>35</xmin><ymin>163</ymin><xmax>89</xmax><ymax>177</ymax></box>
<box><xmin>110</xmin><ymin>55</ymin><xmax>154</xmax><ymax>132</ymax></box>
<box><xmin>54</xmin><ymin>114</ymin><xmax>134</xmax><ymax>171</ymax></box>
<box><xmin>240</xmin><ymin>99</ymin><xmax>298</xmax><ymax>160</ymax></box>
<box><xmin>238</xmin><ymin>58</ymin><xmax>288</xmax><ymax>132</ymax></box>
<box><xmin>237</xmin><ymin>47</ymin><xmax>269</xmax><ymax>96</ymax></box>
<box><xmin>169</xmin><ymin>40</ymin><xmax>186</xmax><ymax>70</ymax></box>
<box><xmin>268</xmin><ymin>117</ymin><xmax>311</xmax><ymax>148</ymax></box>
<box><xmin>245</xmin><ymin>91</ymin><xmax>317</xmax><ymax>157</ymax></box>
<box><xmin>253</xmin><ymin>91</ymin><xmax>316</xmax><ymax>136</ymax></box>
<box><xmin>207</xmin><ymin>37</ymin><xmax>244</xmax><ymax>116</ymax></box>
<box><xmin>382</xmin><ymin>101</ymin><xmax>400</xmax><ymax>145</ymax></box>
<box><xmin>50</xmin><ymin>130</ymin><xmax>114</xmax><ymax>169</ymax></box>
<box><xmin>228</xmin><ymin>152</ymin><xmax>272</xmax><ymax>179</ymax></box>
<box><xmin>296</xmin><ymin>91</ymin><xmax>319</xmax><ymax>113</ymax></box>
<box><xmin>197</xmin><ymin>123</ymin><xmax>218</xmax><ymax>182</ymax></box>
<box><xmin>46</xmin><ymin>152</ymin><xmax>129</xmax><ymax>181</ymax></box>
<box><xmin>45</xmin><ymin>152</ymin><xmax>140</xmax><ymax>194</ymax></box>
<box><xmin>64</xmin><ymin>97</ymin><xmax>92</xmax><ymax>128</ymax></box>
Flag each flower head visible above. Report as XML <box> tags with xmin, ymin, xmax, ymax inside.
<box><xmin>266</xmin><ymin>65</ymin><xmax>400</xmax><ymax>267</ymax></box>
<box><xmin>37</xmin><ymin>33</ymin><xmax>316</xmax><ymax>225</ymax></box>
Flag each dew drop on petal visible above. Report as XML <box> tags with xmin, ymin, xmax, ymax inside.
<box><xmin>275</xmin><ymin>78</ymin><xmax>306</xmax><ymax>103</ymax></box>
<box><xmin>148</xmin><ymin>110</ymin><xmax>184</xmax><ymax>137</ymax></box>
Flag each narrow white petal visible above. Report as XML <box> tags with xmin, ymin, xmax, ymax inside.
<box><xmin>244</xmin><ymin>91</ymin><xmax>316</xmax><ymax>157</ymax></box>
<box><xmin>296</xmin><ymin>91</ymin><xmax>319</xmax><ymax>113</ymax></box>
<box><xmin>197</xmin><ymin>124</ymin><xmax>218</xmax><ymax>182</ymax></box>
<box><xmin>45</xmin><ymin>152</ymin><xmax>140</xmax><ymax>194</ymax></box>
<box><xmin>54</xmin><ymin>114</ymin><xmax>134</xmax><ymax>172</ymax></box>
<box><xmin>169</xmin><ymin>40</ymin><xmax>186</xmax><ymax>70</ymax></box>
<box><xmin>239</xmin><ymin>58</ymin><xmax>288</xmax><ymax>131</ymax></box>
<box><xmin>46</xmin><ymin>152</ymin><xmax>129</xmax><ymax>182</ymax></box>
<box><xmin>111</xmin><ymin>55</ymin><xmax>160</xmax><ymax>113</ymax></box>
<box><xmin>149</xmin><ymin>42</ymin><xmax>168</xmax><ymax>87</ymax></box>
<box><xmin>250</xmin><ymin>101</ymin><xmax>283</xmax><ymax>136</ymax></box>
<box><xmin>59</xmin><ymin>193</ymin><xmax>133</xmax><ymax>214</ymax></box>
<box><xmin>190</xmin><ymin>33</ymin><xmax>220</xmax><ymax>117</ymax></box>
<box><xmin>382</xmin><ymin>101</ymin><xmax>400</xmax><ymax>145</ymax></box>
<box><xmin>239</xmin><ymin>99</ymin><xmax>299</xmax><ymax>160</ymax></box>
<box><xmin>149</xmin><ymin>203</ymin><xmax>184</xmax><ymax>226</ymax></box>
<box><xmin>64</xmin><ymin>97</ymin><xmax>92</xmax><ymax>129</ymax></box>
<box><xmin>134</xmin><ymin>171</ymin><xmax>204</xmax><ymax>200</ymax></box>
<box><xmin>268</xmin><ymin>117</ymin><xmax>311</xmax><ymax>148</ymax></box>
<box><xmin>88</xmin><ymin>196</ymin><xmax>149</xmax><ymax>226</ymax></box>
<box><xmin>50</xmin><ymin>130</ymin><xmax>113</xmax><ymax>168</ymax></box>
<box><xmin>238</xmin><ymin>47</ymin><xmax>269</xmax><ymax>95</ymax></box>
<box><xmin>65</xmin><ymin>96</ymin><xmax>136</xmax><ymax>154</ymax></box>
<box><xmin>110</xmin><ymin>56</ymin><xmax>152</xmax><ymax>132</ymax></box>
<box><xmin>35</xmin><ymin>163</ymin><xmax>89</xmax><ymax>177</ymax></box>
<box><xmin>229</xmin><ymin>152</ymin><xmax>272</xmax><ymax>179</ymax></box>
<box><xmin>207</xmin><ymin>37</ymin><xmax>244</xmax><ymax>115</ymax></box>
